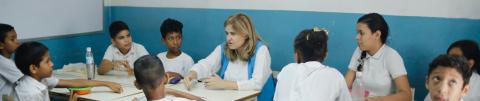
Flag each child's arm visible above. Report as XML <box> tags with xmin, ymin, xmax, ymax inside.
<box><xmin>98</xmin><ymin>59</ymin><xmax>134</xmax><ymax>75</ymax></box>
<box><xmin>56</xmin><ymin>79</ymin><xmax>123</xmax><ymax>93</ymax></box>
<box><xmin>344</xmin><ymin>69</ymin><xmax>356</xmax><ymax>89</ymax></box>
<box><xmin>366</xmin><ymin>75</ymin><xmax>412</xmax><ymax>101</ymax></box>
<box><xmin>98</xmin><ymin>60</ymin><xmax>114</xmax><ymax>75</ymax></box>
<box><xmin>165</xmin><ymin>88</ymin><xmax>205</xmax><ymax>101</ymax></box>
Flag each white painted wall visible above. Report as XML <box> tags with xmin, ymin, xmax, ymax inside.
<box><xmin>105</xmin><ymin>0</ymin><xmax>480</xmax><ymax>19</ymax></box>
<box><xmin>0</xmin><ymin>0</ymin><xmax>103</xmax><ymax>40</ymax></box>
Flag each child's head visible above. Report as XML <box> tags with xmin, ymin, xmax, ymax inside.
<box><xmin>447</xmin><ymin>40</ymin><xmax>480</xmax><ymax>72</ymax></box>
<box><xmin>109</xmin><ymin>21</ymin><xmax>132</xmax><ymax>52</ymax></box>
<box><xmin>160</xmin><ymin>18</ymin><xmax>183</xmax><ymax>53</ymax></box>
<box><xmin>426</xmin><ymin>54</ymin><xmax>472</xmax><ymax>101</ymax></box>
<box><xmin>356</xmin><ymin>13</ymin><xmax>389</xmax><ymax>51</ymax></box>
<box><xmin>293</xmin><ymin>28</ymin><xmax>328</xmax><ymax>63</ymax></box>
<box><xmin>223</xmin><ymin>13</ymin><xmax>262</xmax><ymax>61</ymax></box>
<box><xmin>133</xmin><ymin>55</ymin><xmax>166</xmax><ymax>96</ymax></box>
<box><xmin>0</xmin><ymin>23</ymin><xmax>19</xmax><ymax>56</ymax></box>
<box><xmin>14</xmin><ymin>42</ymin><xmax>53</xmax><ymax>80</ymax></box>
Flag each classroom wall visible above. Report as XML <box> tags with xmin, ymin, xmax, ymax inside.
<box><xmin>37</xmin><ymin>0</ymin><xmax>480</xmax><ymax>100</ymax></box>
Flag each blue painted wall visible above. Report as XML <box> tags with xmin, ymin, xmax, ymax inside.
<box><xmin>40</xmin><ymin>6</ymin><xmax>480</xmax><ymax>100</ymax></box>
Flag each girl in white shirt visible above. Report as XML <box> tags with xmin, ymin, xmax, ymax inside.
<box><xmin>344</xmin><ymin>13</ymin><xmax>412</xmax><ymax>101</ymax></box>
<box><xmin>274</xmin><ymin>28</ymin><xmax>352</xmax><ymax>101</ymax></box>
<box><xmin>184</xmin><ymin>13</ymin><xmax>275</xmax><ymax>101</ymax></box>
<box><xmin>98</xmin><ymin>21</ymin><xmax>149</xmax><ymax>76</ymax></box>
<box><xmin>425</xmin><ymin>40</ymin><xmax>480</xmax><ymax>101</ymax></box>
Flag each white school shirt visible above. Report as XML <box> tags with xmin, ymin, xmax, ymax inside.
<box><xmin>157</xmin><ymin>51</ymin><xmax>194</xmax><ymax>77</ymax></box>
<box><xmin>191</xmin><ymin>45</ymin><xmax>272</xmax><ymax>90</ymax></box>
<box><xmin>424</xmin><ymin>72</ymin><xmax>480</xmax><ymax>101</ymax></box>
<box><xmin>348</xmin><ymin>45</ymin><xmax>407</xmax><ymax>96</ymax></box>
<box><xmin>103</xmin><ymin>42</ymin><xmax>149</xmax><ymax>74</ymax></box>
<box><xmin>0</xmin><ymin>55</ymin><xmax>24</xmax><ymax>97</ymax></box>
<box><xmin>13</xmin><ymin>75</ymin><xmax>59</xmax><ymax>101</ymax></box>
<box><xmin>274</xmin><ymin>61</ymin><xmax>352</xmax><ymax>101</ymax></box>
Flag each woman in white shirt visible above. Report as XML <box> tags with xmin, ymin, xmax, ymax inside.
<box><xmin>184</xmin><ymin>13</ymin><xmax>274</xmax><ymax>101</ymax></box>
<box><xmin>425</xmin><ymin>40</ymin><xmax>480</xmax><ymax>101</ymax></box>
<box><xmin>274</xmin><ymin>28</ymin><xmax>352</xmax><ymax>101</ymax></box>
<box><xmin>344</xmin><ymin>13</ymin><xmax>412</xmax><ymax>101</ymax></box>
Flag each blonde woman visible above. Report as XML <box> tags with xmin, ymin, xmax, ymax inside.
<box><xmin>184</xmin><ymin>13</ymin><xmax>275</xmax><ymax>101</ymax></box>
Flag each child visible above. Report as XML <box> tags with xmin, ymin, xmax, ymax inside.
<box><xmin>157</xmin><ymin>18</ymin><xmax>194</xmax><ymax>83</ymax></box>
<box><xmin>274</xmin><ymin>28</ymin><xmax>352</xmax><ymax>101</ymax></box>
<box><xmin>98</xmin><ymin>21</ymin><xmax>149</xmax><ymax>76</ymax></box>
<box><xmin>425</xmin><ymin>54</ymin><xmax>472</xmax><ymax>101</ymax></box>
<box><xmin>133</xmin><ymin>55</ymin><xmax>203</xmax><ymax>101</ymax></box>
<box><xmin>13</xmin><ymin>42</ymin><xmax>123</xmax><ymax>101</ymax></box>
<box><xmin>425</xmin><ymin>40</ymin><xmax>480</xmax><ymax>101</ymax></box>
<box><xmin>0</xmin><ymin>23</ymin><xmax>22</xmax><ymax>99</ymax></box>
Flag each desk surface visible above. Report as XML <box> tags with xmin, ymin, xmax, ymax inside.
<box><xmin>51</xmin><ymin>71</ymin><xmax>142</xmax><ymax>101</ymax></box>
<box><xmin>117</xmin><ymin>82</ymin><xmax>260</xmax><ymax>101</ymax></box>
<box><xmin>51</xmin><ymin>70</ymin><xmax>259</xmax><ymax>101</ymax></box>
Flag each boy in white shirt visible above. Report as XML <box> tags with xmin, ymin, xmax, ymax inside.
<box><xmin>425</xmin><ymin>55</ymin><xmax>472</xmax><ymax>101</ymax></box>
<box><xmin>274</xmin><ymin>28</ymin><xmax>352</xmax><ymax>101</ymax></box>
<box><xmin>133</xmin><ymin>55</ymin><xmax>203</xmax><ymax>101</ymax></box>
<box><xmin>98</xmin><ymin>21</ymin><xmax>149</xmax><ymax>76</ymax></box>
<box><xmin>157</xmin><ymin>18</ymin><xmax>194</xmax><ymax>83</ymax></box>
<box><xmin>0</xmin><ymin>23</ymin><xmax>22</xmax><ymax>99</ymax></box>
<box><xmin>13</xmin><ymin>42</ymin><xmax>123</xmax><ymax>101</ymax></box>
<box><xmin>425</xmin><ymin>40</ymin><xmax>480</xmax><ymax>101</ymax></box>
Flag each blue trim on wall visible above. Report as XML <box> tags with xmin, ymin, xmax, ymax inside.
<box><xmin>39</xmin><ymin>6</ymin><xmax>479</xmax><ymax>100</ymax></box>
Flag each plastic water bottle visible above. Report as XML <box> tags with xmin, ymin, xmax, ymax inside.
<box><xmin>86</xmin><ymin>47</ymin><xmax>95</xmax><ymax>80</ymax></box>
<box><xmin>351</xmin><ymin>72</ymin><xmax>369</xmax><ymax>101</ymax></box>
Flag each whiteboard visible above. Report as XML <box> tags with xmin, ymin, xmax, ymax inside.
<box><xmin>0</xmin><ymin>0</ymin><xmax>103</xmax><ymax>40</ymax></box>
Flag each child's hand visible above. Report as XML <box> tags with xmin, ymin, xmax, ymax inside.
<box><xmin>115</xmin><ymin>60</ymin><xmax>134</xmax><ymax>76</ymax></box>
<box><xmin>105</xmin><ymin>82</ymin><xmax>123</xmax><ymax>93</ymax></box>
<box><xmin>112</xmin><ymin>60</ymin><xmax>124</xmax><ymax>69</ymax></box>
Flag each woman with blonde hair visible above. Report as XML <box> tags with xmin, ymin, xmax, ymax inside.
<box><xmin>184</xmin><ymin>13</ymin><xmax>275</xmax><ymax>101</ymax></box>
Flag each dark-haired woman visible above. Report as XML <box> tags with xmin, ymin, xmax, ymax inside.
<box><xmin>344</xmin><ymin>13</ymin><xmax>412</xmax><ymax>101</ymax></box>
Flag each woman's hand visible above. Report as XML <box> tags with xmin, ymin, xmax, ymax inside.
<box><xmin>183</xmin><ymin>71</ymin><xmax>198</xmax><ymax>91</ymax></box>
<box><xmin>203</xmin><ymin>74</ymin><xmax>237</xmax><ymax>90</ymax></box>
